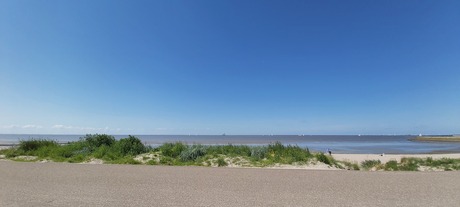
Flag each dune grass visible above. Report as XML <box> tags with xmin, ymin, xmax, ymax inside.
<box><xmin>361</xmin><ymin>160</ymin><xmax>381</xmax><ymax>170</ymax></box>
<box><xmin>357</xmin><ymin>157</ymin><xmax>460</xmax><ymax>171</ymax></box>
<box><xmin>149</xmin><ymin>142</ymin><xmax>319</xmax><ymax>167</ymax></box>
<box><xmin>3</xmin><ymin>135</ymin><xmax>459</xmax><ymax>171</ymax></box>
<box><xmin>0</xmin><ymin>135</ymin><xmax>328</xmax><ymax>167</ymax></box>
<box><xmin>0</xmin><ymin>134</ymin><xmax>149</xmax><ymax>164</ymax></box>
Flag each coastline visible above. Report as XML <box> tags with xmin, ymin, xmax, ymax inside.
<box><xmin>410</xmin><ymin>136</ymin><xmax>460</xmax><ymax>142</ymax></box>
<box><xmin>2</xmin><ymin>136</ymin><xmax>460</xmax><ymax>171</ymax></box>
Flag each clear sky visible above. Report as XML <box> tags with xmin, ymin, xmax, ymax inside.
<box><xmin>1</xmin><ymin>0</ymin><xmax>459</xmax><ymax>135</ymax></box>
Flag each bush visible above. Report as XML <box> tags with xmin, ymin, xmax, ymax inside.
<box><xmin>93</xmin><ymin>145</ymin><xmax>110</xmax><ymax>159</ymax></box>
<box><xmin>361</xmin><ymin>160</ymin><xmax>381</xmax><ymax>169</ymax></box>
<box><xmin>217</xmin><ymin>157</ymin><xmax>227</xmax><ymax>167</ymax></box>
<box><xmin>180</xmin><ymin>145</ymin><xmax>207</xmax><ymax>162</ymax></box>
<box><xmin>263</xmin><ymin>142</ymin><xmax>312</xmax><ymax>164</ymax></box>
<box><xmin>384</xmin><ymin>160</ymin><xmax>399</xmax><ymax>171</ymax></box>
<box><xmin>147</xmin><ymin>159</ymin><xmax>158</xmax><ymax>165</ymax></box>
<box><xmin>18</xmin><ymin>139</ymin><xmax>58</xmax><ymax>152</ymax></box>
<box><xmin>399</xmin><ymin>158</ymin><xmax>419</xmax><ymax>171</ymax></box>
<box><xmin>108</xmin><ymin>157</ymin><xmax>141</xmax><ymax>165</ymax></box>
<box><xmin>341</xmin><ymin>161</ymin><xmax>360</xmax><ymax>170</ymax></box>
<box><xmin>159</xmin><ymin>156</ymin><xmax>174</xmax><ymax>165</ymax></box>
<box><xmin>250</xmin><ymin>146</ymin><xmax>268</xmax><ymax>160</ymax></box>
<box><xmin>352</xmin><ymin>163</ymin><xmax>360</xmax><ymax>170</ymax></box>
<box><xmin>115</xmin><ymin>135</ymin><xmax>147</xmax><ymax>156</ymax></box>
<box><xmin>1</xmin><ymin>148</ymin><xmax>21</xmax><ymax>158</ymax></box>
<box><xmin>83</xmin><ymin>134</ymin><xmax>115</xmax><ymax>150</ymax></box>
<box><xmin>316</xmin><ymin>153</ymin><xmax>331</xmax><ymax>165</ymax></box>
<box><xmin>68</xmin><ymin>154</ymin><xmax>86</xmax><ymax>163</ymax></box>
<box><xmin>159</xmin><ymin>142</ymin><xmax>187</xmax><ymax>157</ymax></box>
<box><xmin>206</xmin><ymin>145</ymin><xmax>251</xmax><ymax>157</ymax></box>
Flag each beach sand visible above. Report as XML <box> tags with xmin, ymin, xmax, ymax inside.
<box><xmin>332</xmin><ymin>153</ymin><xmax>460</xmax><ymax>164</ymax></box>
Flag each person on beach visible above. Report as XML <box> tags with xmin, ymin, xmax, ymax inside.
<box><xmin>327</xmin><ymin>148</ymin><xmax>332</xmax><ymax>155</ymax></box>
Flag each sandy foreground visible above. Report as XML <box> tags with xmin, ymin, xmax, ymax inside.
<box><xmin>332</xmin><ymin>153</ymin><xmax>460</xmax><ymax>164</ymax></box>
<box><xmin>1</xmin><ymin>161</ymin><xmax>460</xmax><ymax>207</ymax></box>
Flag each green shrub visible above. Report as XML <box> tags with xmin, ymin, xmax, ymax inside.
<box><xmin>341</xmin><ymin>161</ymin><xmax>360</xmax><ymax>170</ymax></box>
<box><xmin>399</xmin><ymin>158</ymin><xmax>419</xmax><ymax>171</ymax></box>
<box><xmin>83</xmin><ymin>134</ymin><xmax>115</xmax><ymax>150</ymax></box>
<box><xmin>206</xmin><ymin>145</ymin><xmax>252</xmax><ymax>157</ymax></box>
<box><xmin>361</xmin><ymin>160</ymin><xmax>381</xmax><ymax>169</ymax></box>
<box><xmin>217</xmin><ymin>157</ymin><xmax>227</xmax><ymax>167</ymax></box>
<box><xmin>352</xmin><ymin>163</ymin><xmax>360</xmax><ymax>170</ymax></box>
<box><xmin>265</xmin><ymin>142</ymin><xmax>312</xmax><ymax>164</ymax></box>
<box><xmin>384</xmin><ymin>160</ymin><xmax>399</xmax><ymax>171</ymax></box>
<box><xmin>315</xmin><ymin>153</ymin><xmax>331</xmax><ymax>165</ymax></box>
<box><xmin>159</xmin><ymin>156</ymin><xmax>174</xmax><ymax>165</ymax></box>
<box><xmin>147</xmin><ymin>159</ymin><xmax>158</xmax><ymax>165</ymax></box>
<box><xmin>18</xmin><ymin>139</ymin><xmax>58</xmax><ymax>152</ymax></box>
<box><xmin>159</xmin><ymin>142</ymin><xmax>187</xmax><ymax>157</ymax></box>
<box><xmin>52</xmin><ymin>146</ymin><xmax>75</xmax><ymax>158</ymax></box>
<box><xmin>115</xmin><ymin>135</ymin><xmax>147</xmax><ymax>156</ymax></box>
<box><xmin>93</xmin><ymin>145</ymin><xmax>110</xmax><ymax>159</ymax></box>
<box><xmin>250</xmin><ymin>146</ymin><xmax>268</xmax><ymax>160</ymax></box>
<box><xmin>180</xmin><ymin>145</ymin><xmax>207</xmax><ymax>162</ymax></box>
<box><xmin>435</xmin><ymin>158</ymin><xmax>455</xmax><ymax>165</ymax></box>
<box><xmin>1</xmin><ymin>148</ymin><xmax>21</xmax><ymax>158</ymax></box>
<box><xmin>101</xmin><ymin>151</ymin><xmax>122</xmax><ymax>161</ymax></box>
<box><xmin>426</xmin><ymin>157</ymin><xmax>433</xmax><ymax>164</ymax></box>
<box><xmin>108</xmin><ymin>156</ymin><xmax>141</xmax><ymax>164</ymax></box>
<box><xmin>68</xmin><ymin>154</ymin><xmax>86</xmax><ymax>163</ymax></box>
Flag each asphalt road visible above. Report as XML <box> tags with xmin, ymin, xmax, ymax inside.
<box><xmin>1</xmin><ymin>161</ymin><xmax>459</xmax><ymax>206</ymax></box>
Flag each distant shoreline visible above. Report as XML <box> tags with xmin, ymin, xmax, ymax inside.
<box><xmin>3</xmin><ymin>134</ymin><xmax>460</xmax><ymax>154</ymax></box>
<box><xmin>410</xmin><ymin>136</ymin><xmax>460</xmax><ymax>142</ymax></box>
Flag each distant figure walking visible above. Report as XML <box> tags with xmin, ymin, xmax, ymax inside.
<box><xmin>327</xmin><ymin>148</ymin><xmax>332</xmax><ymax>156</ymax></box>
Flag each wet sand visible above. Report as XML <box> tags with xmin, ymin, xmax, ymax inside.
<box><xmin>1</xmin><ymin>161</ymin><xmax>460</xmax><ymax>206</ymax></box>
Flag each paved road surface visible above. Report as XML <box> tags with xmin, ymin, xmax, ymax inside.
<box><xmin>1</xmin><ymin>161</ymin><xmax>459</xmax><ymax>206</ymax></box>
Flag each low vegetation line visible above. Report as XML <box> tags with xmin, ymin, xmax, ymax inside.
<box><xmin>410</xmin><ymin>136</ymin><xmax>460</xmax><ymax>142</ymax></box>
<box><xmin>1</xmin><ymin>134</ymin><xmax>459</xmax><ymax>171</ymax></box>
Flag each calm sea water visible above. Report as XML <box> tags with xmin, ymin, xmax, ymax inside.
<box><xmin>1</xmin><ymin>134</ymin><xmax>460</xmax><ymax>154</ymax></box>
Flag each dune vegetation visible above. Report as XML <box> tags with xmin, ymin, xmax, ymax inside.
<box><xmin>0</xmin><ymin>134</ymin><xmax>337</xmax><ymax>167</ymax></box>
<box><xmin>1</xmin><ymin>134</ymin><xmax>460</xmax><ymax>171</ymax></box>
<box><xmin>358</xmin><ymin>157</ymin><xmax>460</xmax><ymax>171</ymax></box>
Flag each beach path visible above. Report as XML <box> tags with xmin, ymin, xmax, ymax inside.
<box><xmin>1</xmin><ymin>161</ymin><xmax>459</xmax><ymax>206</ymax></box>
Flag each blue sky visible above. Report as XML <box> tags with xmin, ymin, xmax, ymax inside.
<box><xmin>1</xmin><ymin>0</ymin><xmax>459</xmax><ymax>135</ymax></box>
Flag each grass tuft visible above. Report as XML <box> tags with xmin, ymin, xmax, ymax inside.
<box><xmin>217</xmin><ymin>157</ymin><xmax>227</xmax><ymax>167</ymax></box>
<box><xmin>361</xmin><ymin>160</ymin><xmax>381</xmax><ymax>170</ymax></box>
<box><xmin>315</xmin><ymin>153</ymin><xmax>331</xmax><ymax>165</ymax></box>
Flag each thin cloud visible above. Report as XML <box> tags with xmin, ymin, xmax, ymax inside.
<box><xmin>52</xmin><ymin>124</ymin><xmax>73</xmax><ymax>129</ymax></box>
<box><xmin>51</xmin><ymin>124</ymin><xmax>126</xmax><ymax>133</ymax></box>
<box><xmin>2</xmin><ymin>125</ymin><xmax>20</xmax><ymax>129</ymax></box>
<box><xmin>22</xmin><ymin>124</ymin><xmax>43</xmax><ymax>129</ymax></box>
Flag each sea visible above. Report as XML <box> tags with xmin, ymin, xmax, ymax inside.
<box><xmin>1</xmin><ymin>134</ymin><xmax>460</xmax><ymax>154</ymax></box>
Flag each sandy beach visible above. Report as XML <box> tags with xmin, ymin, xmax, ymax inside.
<box><xmin>1</xmin><ymin>161</ymin><xmax>460</xmax><ymax>207</ymax></box>
<box><xmin>332</xmin><ymin>153</ymin><xmax>460</xmax><ymax>164</ymax></box>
